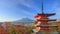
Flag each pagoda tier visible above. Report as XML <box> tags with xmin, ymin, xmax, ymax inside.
<box><xmin>35</xmin><ymin>13</ymin><xmax>55</xmax><ymax>18</ymax></box>
<box><xmin>36</xmin><ymin>25</ymin><xmax>58</xmax><ymax>30</ymax></box>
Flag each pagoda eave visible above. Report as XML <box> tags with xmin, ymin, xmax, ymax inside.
<box><xmin>37</xmin><ymin>25</ymin><xmax>58</xmax><ymax>27</ymax></box>
<box><xmin>37</xmin><ymin>19</ymin><xmax>56</xmax><ymax>21</ymax></box>
<box><xmin>36</xmin><ymin>13</ymin><xmax>55</xmax><ymax>17</ymax></box>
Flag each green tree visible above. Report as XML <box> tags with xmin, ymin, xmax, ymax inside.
<box><xmin>28</xmin><ymin>28</ymin><xmax>34</xmax><ymax>34</ymax></box>
<box><xmin>9</xmin><ymin>25</ymin><xmax>15</xmax><ymax>34</ymax></box>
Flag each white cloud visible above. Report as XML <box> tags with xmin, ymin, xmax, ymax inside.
<box><xmin>17</xmin><ymin>0</ymin><xmax>34</xmax><ymax>8</ymax></box>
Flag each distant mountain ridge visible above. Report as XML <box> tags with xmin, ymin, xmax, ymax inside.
<box><xmin>16</xmin><ymin>18</ymin><xmax>33</xmax><ymax>22</ymax></box>
<box><xmin>13</xmin><ymin>18</ymin><xmax>34</xmax><ymax>25</ymax></box>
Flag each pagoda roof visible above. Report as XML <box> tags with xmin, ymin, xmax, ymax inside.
<box><xmin>36</xmin><ymin>13</ymin><xmax>55</xmax><ymax>17</ymax></box>
<box><xmin>37</xmin><ymin>19</ymin><xmax>56</xmax><ymax>21</ymax></box>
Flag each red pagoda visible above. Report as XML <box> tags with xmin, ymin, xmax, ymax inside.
<box><xmin>34</xmin><ymin>0</ymin><xmax>58</xmax><ymax>34</ymax></box>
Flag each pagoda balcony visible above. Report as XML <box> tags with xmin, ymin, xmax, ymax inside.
<box><xmin>37</xmin><ymin>25</ymin><xmax>58</xmax><ymax>27</ymax></box>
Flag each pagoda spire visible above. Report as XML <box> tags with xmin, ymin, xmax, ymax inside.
<box><xmin>41</xmin><ymin>0</ymin><xmax>44</xmax><ymax>14</ymax></box>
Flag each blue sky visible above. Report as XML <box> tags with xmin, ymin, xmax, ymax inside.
<box><xmin>0</xmin><ymin>0</ymin><xmax>60</xmax><ymax>22</ymax></box>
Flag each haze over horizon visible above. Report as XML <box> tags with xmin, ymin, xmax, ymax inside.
<box><xmin>0</xmin><ymin>0</ymin><xmax>60</xmax><ymax>22</ymax></box>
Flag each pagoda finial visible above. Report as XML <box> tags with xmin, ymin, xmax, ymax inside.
<box><xmin>41</xmin><ymin>0</ymin><xmax>44</xmax><ymax>14</ymax></box>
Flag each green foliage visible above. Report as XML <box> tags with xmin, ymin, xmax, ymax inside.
<box><xmin>34</xmin><ymin>22</ymin><xmax>37</xmax><ymax>24</ymax></box>
<box><xmin>9</xmin><ymin>25</ymin><xmax>15</xmax><ymax>34</ymax></box>
<box><xmin>17</xmin><ymin>30</ymin><xmax>24</xmax><ymax>34</ymax></box>
<box><xmin>29</xmin><ymin>28</ymin><xmax>34</xmax><ymax>33</ymax></box>
<box><xmin>54</xmin><ymin>27</ymin><xmax>58</xmax><ymax>32</ymax></box>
